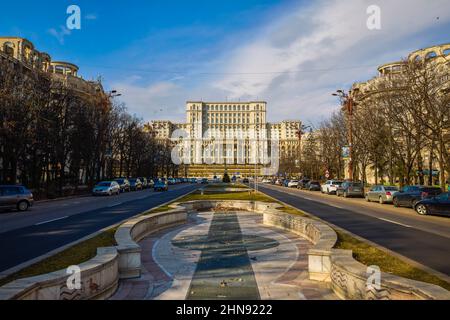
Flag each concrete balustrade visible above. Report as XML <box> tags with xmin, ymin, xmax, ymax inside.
<box><xmin>0</xmin><ymin>247</ymin><xmax>119</xmax><ymax>300</ymax></box>
<box><xmin>262</xmin><ymin>210</ymin><xmax>337</xmax><ymax>282</ymax></box>
<box><xmin>0</xmin><ymin>209</ymin><xmax>187</xmax><ymax>300</ymax></box>
<box><xmin>261</xmin><ymin>208</ymin><xmax>450</xmax><ymax>300</ymax></box>
<box><xmin>114</xmin><ymin>209</ymin><xmax>187</xmax><ymax>279</ymax></box>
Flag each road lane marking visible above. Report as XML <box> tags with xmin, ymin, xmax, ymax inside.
<box><xmin>108</xmin><ymin>202</ymin><xmax>123</xmax><ymax>208</ymax></box>
<box><xmin>35</xmin><ymin>216</ymin><xmax>69</xmax><ymax>226</ymax></box>
<box><xmin>377</xmin><ymin>218</ymin><xmax>412</xmax><ymax>228</ymax></box>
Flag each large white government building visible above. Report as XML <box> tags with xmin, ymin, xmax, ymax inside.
<box><xmin>149</xmin><ymin>101</ymin><xmax>301</xmax><ymax>177</ymax></box>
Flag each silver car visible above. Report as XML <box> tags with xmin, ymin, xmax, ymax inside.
<box><xmin>365</xmin><ymin>185</ymin><xmax>399</xmax><ymax>204</ymax></box>
<box><xmin>92</xmin><ymin>181</ymin><xmax>121</xmax><ymax>196</ymax></box>
<box><xmin>0</xmin><ymin>185</ymin><xmax>34</xmax><ymax>211</ymax></box>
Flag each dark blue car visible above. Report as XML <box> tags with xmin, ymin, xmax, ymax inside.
<box><xmin>414</xmin><ymin>192</ymin><xmax>450</xmax><ymax>216</ymax></box>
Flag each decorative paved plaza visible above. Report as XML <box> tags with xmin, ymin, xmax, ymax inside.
<box><xmin>111</xmin><ymin>212</ymin><xmax>337</xmax><ymax>300</ymax></box>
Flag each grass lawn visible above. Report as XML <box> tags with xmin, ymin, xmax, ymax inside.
<box><xmin>178</xmin><ymin>190</ymin><xmax>274</xmax><ymax>202</ymax></box>
<box><xmin>334</xmin><ymin>230</ymin><xmax>450</xmax><ymax>291</ymax></box>
<box><xmin>0</xmin><ymin>227</ymin><xmax>117</xmax><ymax>287</ymax></box>
<box><xmin>143</xmin><ymin>204</ymin><xmax>173</xmax><ymax>215</ymax></box>
<box><xmin>204</xmin><ymin>184</ymin><xmax>249</xmax><ymax>189</ymax></box>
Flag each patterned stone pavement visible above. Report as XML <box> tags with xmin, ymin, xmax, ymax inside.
<box><xmin>110</xmin><ymin>212</ymin><xmax>337</xmax><ymax>300</ymax></box>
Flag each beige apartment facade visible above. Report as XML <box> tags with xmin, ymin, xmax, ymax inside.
<box><xmin>350</xmin><ymin>43</ymin><xmax>450</xmax><ymax>185</ymax></box>
<box><xmin>0</xmin><ymin>37</ymin><xmax>104</xmax><ymax>97</ymax></box>
<box><xmin>149</xmin><ymin>101</ymin><xmax>302</xmax><ymax>178</ymax></box>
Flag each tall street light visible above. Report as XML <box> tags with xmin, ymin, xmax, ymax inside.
<box><xmin>103</xmin><ymin>90</ymin><xmax>121</xmax><ymax>179</ymax></box>
<box><xmin>332</xmin><ymin>90</ymin><xmax>355</xmax><ymax>181</ymax></box>
<box><xmin>296</xmin><ymin>124</ymin><xmax>312</xmax><ymax>178</ymax></box>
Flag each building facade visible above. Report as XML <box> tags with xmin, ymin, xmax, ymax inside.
<box><xmin>149</xmin><ymin>101</ymin><xmax>302</xmax><ymax>177</ymax></box>
<box><xmin>0</xmin><ymin>37</ymin><xmax>109</xmax><ymax>184</ymax></box>
<box><xmin>0</xmin><ymin>37</ymin><xmax>104</xmax><ymax>97</ymax></box>
<box><xmin>349</xmin><ymin>43</ymin><xmax>450</xmax><ymax>185</ymax></box>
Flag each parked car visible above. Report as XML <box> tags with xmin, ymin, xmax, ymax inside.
<box><xmin>274</xmin><ymin>179</ymin><xmax>283</xmax><ymax>186</ymax></box>
<box><xmin>114</xmin><ymin>178</ymin><xmax>130</xmax><ymax>193</ymax></box>
<box><xmin>201</xmin><ymin>178</ymin><xmax>209</xmax><ymax>184</ymax></box>
<box><xmin>243</xmin><ymin>178</ymin><xmax>249</xmax><ymax>184</ymax></box>
<box><xmin>365</xmin><ymin>185</ymin><xmax>399</xmax><ymax>204</ymax></box>
<box><xmin>283</xmin><ymin>180</ymin><xmax>290</xmax><ymax>187</ymax></box>
<box><xmin>321</xmin><ymin>180</ymin><xmax>343</xmax><ymax>195</ymax></box>
<box><xmin>414</xmin><ymin>192</ymin><xmax>450</xmax><ymax>216</ymax></box>
<box><xmin>288</xmin><ymin>180</ymin><xmax>299</xmax><ymax>188</ymax></box>
<box><xmin>298</xmin><ymin>179</ymin><xmax>311</xmax><ymax>190</ymax></box>
<box><xmin>393</xmin><ymin>186</ymin><xmax>442</xmax><ymax>208</ymax></box>
<box><xmin>306</xmin><ymin>181</ymin><xmax>321</xmax><ymax>191</ymax></box>
<box><xmin>92</xmin><ymin>181</ymin><xmax>120</xmax><ymax>196</ymax></box>
<box><xmin>0</xmin><ymin>185</ymin><xmax>34</xmax><ymax>212</ymax></box>
<box><xmin>129</xmin><ymin>178</ymin><xmax>143</xmax><ymax>191</ymax></box>
<box><xmin>168</xmin><ymin>178</ymin><xmax>176</xmax><ymax>185</ymax></box>
<box><xmin>154</xmin><ymin>179</ymin><xmax>169</xmax><ymax>192</ymax></box>
<box><xmin>337</xmin><ymin>182</ymin><xmax>365</xmax><ymax>198</ymax></box>
<box><xmin>262</xmin><ymin>179</ymin><xmax>271</xmax><ymax>184</ymax></box>
<box><xmin>138</xmin><ymin>177</ymin><xmax>148</xmax><ymax>189</ymax></box>
<box><xmin>147</xmin><ymin>178</ymin><xmax>155</xmax><ymax>188</ymax></box>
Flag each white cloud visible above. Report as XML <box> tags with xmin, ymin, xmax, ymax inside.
<box><xmin>111</xmin><ymin>81</ymin><xmax>188</xmax><ymax>121</ymax></box>
<box><xmin>48</xmin><ymin>26</ymin><xmax>71</xmax><ymax>45</ymax></box>
<box><xmin>209</xmin><ymin>0</ymin><xmax>450</xmax><ymax>123</ymax></box>
<box><xmin>110</xmin><ymin>0</ymin><xmax>450</xmax><ymax>125</ymax></box>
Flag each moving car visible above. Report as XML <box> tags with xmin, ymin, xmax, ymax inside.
<box><xmin>115</xmin><ymin>178</ymin><xmax>130</xmax><ymax>193</ymax></box>
<box><xmin>414</xmin><ymin>192</ymin><xmax>450</xmax><ymax>216</ymax></box>
<box><xmin>321</xmin><ymin>180</ymin><xmax>343</xmax><ymax>195</ymax></box>
<box><xmin>288</xmin><ymin>180</ymin><xmax>299</xmax><ymax>188</ymax></box>
<box><xmin>306</xmin><ymin>181</ymin><xmax>321</xmax><ymax>191</ymax></box>
<box><xmin>154</xmin><ymin>179</ymin><xmax>169</xmax><ymax>192</ymax></box>
<box><xmin>365</xmin><ymin>185</ymin><xmax>399</xmax><ymax>204</ymax></box>
<box><xmin>129</xmin><ymin>178</ymin><xmax>143</xmax><ymax>191</ymax></box>
<box><xmin>0</xmin><ymin>185</ymin><xmax>34</xmax><ymax>212</ymax></box>
<box><xmin>92</xmin><ymin>181</ymin><xmax>120</xmax><ymax>196</ymax></box>
<box><xmin>337</xmin><ymin>182</ymin><xmax>365</xmax><ymax>198</ymax></box>
<box><xmin>393</xmin><ymin>186</ymin><xmax>442</xmax><ymax>208</ymax></box>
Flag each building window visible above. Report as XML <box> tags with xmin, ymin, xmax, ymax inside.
<box><xmin>3</xmin><ymin>42</ymin><xmax>14</xmax><ymax>56</ymax></box>
<box><xmin>425</xmin><ymin>51</ymin><xmax>437</xmax><ymax>60</ymax></box>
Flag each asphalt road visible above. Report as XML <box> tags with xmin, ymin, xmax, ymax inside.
<box><xmin>253</xmin><ymin>183</ymin><xmax>450</xmax><ymax>276</ymax></box>
<box><xmin>0</xmin><ymin>184</ymin><xmax>201</xmax><ymax>273</ymax></box>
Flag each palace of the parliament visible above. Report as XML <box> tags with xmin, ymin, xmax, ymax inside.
<box><xmin>149</xmin><ymin>101</ymin><xmax>302</xmax><ymax>177</ymax></box>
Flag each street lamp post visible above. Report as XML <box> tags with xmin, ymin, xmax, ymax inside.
<box><xmin>296</xmin><ymin>125</ymin><xmax>311</xmax><ymax>178</ymax></box>
<box><xmin>101</xmin><ymin>90</ymin><xmax>121</xmax><ymax>180</ymax></box>
<box><xmin>333</xmin><ymin>90</ymin><xmax>354</xmax><ymax>181</ymax></box>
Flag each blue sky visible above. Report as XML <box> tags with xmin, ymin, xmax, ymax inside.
<box><xmin>1</xmin><ymin>0</ymin><xmax>450</xmax><ymax>124</ymax></box>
